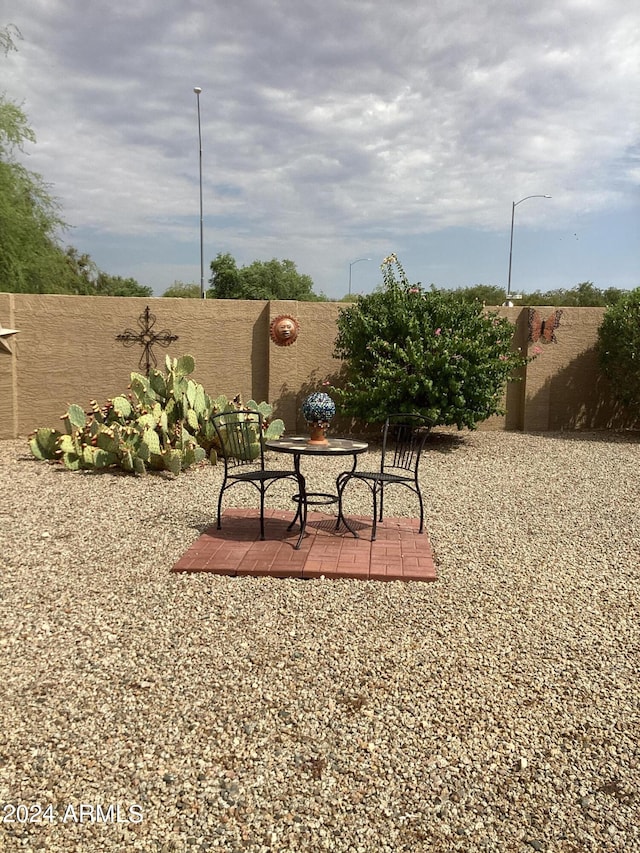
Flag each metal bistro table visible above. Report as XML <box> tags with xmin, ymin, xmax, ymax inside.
<box><xmin>265</xmin><ymin>436</ymin><xmax>369</xmax><ymax>549</ymax></box>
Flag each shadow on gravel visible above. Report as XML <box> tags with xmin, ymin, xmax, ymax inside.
<box><xmin>354</xmin><ymin>429</ymin><xmax>469</xmax><ymax>455</ymax></box>
<box><xmin>423</xmin><ymin>431</ymin><xmax>469</xmax><ymax>454</ymax></box>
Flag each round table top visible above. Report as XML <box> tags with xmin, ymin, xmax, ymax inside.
<box><xmin>265</xmin><ymin>436</ymin><xmax>369</xmax><ymax>456</ymax></box>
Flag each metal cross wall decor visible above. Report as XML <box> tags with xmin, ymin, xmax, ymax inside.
<box><xmin>116</xmin><ymin>306</ymin><xmax>178</xmax><ymax>375</ymax></box>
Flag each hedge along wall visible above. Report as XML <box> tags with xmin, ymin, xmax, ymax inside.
<box><xmin>0</xmin><ymin>292</ymin><xmax>634</xmax><ymax>440</ymax></box>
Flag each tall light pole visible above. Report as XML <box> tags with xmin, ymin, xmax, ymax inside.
<box><xmin>193</xmin><ymin>87</ymin><xmax>205</xmax><ymax>299</ymax></box>
<box><xmin>505</xmin><ymin>194</ymin><xmax>551</xmax><ymax>304</ymax></box>
<box><xmin>348</xmin><ymin>257</ymin><xmax>371</xmax><ymax>296</ymax></box>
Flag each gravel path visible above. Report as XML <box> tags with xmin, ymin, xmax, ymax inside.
<box><xmin>0</xmin><ymin>431</ymin><xmax>638</xmax><ymax>853</ymax></box>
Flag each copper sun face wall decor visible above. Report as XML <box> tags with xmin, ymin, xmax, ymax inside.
<box><xmin>270</xmin><ymin>314</ymin><xmax>300</xmax><ymax>346</ymax></box>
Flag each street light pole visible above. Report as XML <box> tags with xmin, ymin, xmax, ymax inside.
<box><xmin>348</xmin><ymin>257</ymin><xmax>371</xmax><ymax>296</ymax></box>
<box><xmin>193</xmin><ymin>87</ymin><xmax>205</xmax><ymax>299</ymax></box>
<box><xmin>506</xmin><ymin>194</ymin><xmax>551</xmax><ymax>304</ymax></box>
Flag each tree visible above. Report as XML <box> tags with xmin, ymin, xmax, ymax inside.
<box><xmin>162</xmin><ymin>281</ymin><xmax>201</xmax><ymax>298</ymax></box>
<box><xmin>58</xmin><ymin>247</ymin><xmax>151</xmax><ymax>296</ymax></box>
<box><xmin>443</xmin><ymin>284</ymin><xmax>507</xmax><ymax>305</ymax></box>
<box><xmin>208</xmin><ymin>252</ymin><xmax>325</xmax><ymax>300</ymax></box>
<box><xmin>92</xmin><ymin>273</ymin><xmax>151</xmax><ymax>297</ymax></box>
<box><xmin>0</xmin><ymin>26</ymin><xmax>70</xmax><ymax>292</ymax></box>
<box><xmin>0</xmin><ymin>23</ymin><xmax>20</xmax><ymax>55</ymax></box>
<box><xmin>332</xmin><ymin>255</ymin><xmax>528</xmax><ymax>429</ymax></box>
<box><xmin>240</xmin><ymin>258</ymin><xmax>321</xmax><ymax>300</ymax></box>
<box><xmin>602</xmin><ymin>287</ymin><xmax>626</xmax><ymax>307</ymax></box>
<box><xmin>1</xmin><ymin>27</ymin><xmax>149</xmax><ymax>297</ymax></box>
<box><xmin>208</xmin><ymin>253</ymin><xmax>243</xmax><ymax>298</ymax></box>
<box><xmin>598</xmin><ymin>288</ymin><xmax>640</xmax><ymax>419</ymax></box>
<box><xmin>517</xmin><ymin>282</ymin><xmax>626</xmax><ymax>307</ymax></box>
<box><xmin>435</xmin><ymin>282</ymin><xmax>630</xmax><ymax>307</ymax></box>
<box><xmin>571</xmin><ymin>281</ymin><xmax>606</xmax><ymax>306</ymax></box>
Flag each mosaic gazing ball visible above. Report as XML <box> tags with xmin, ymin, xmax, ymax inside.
<box><xmin>301</xmin><ymin>392</ymin><xmax>336</xmax><ymax>425</ymax></box>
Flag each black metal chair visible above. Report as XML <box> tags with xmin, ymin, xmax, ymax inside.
<box><xmin>211</xmin><ymin>409</ymin><xmax>301</xmax><ymax>540</ymax></box>
<box><xmin>336</xmin><ymin>414</ymin><xmax>431</xmax><ymax>541</ymax></box>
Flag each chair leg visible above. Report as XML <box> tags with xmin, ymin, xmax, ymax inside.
<box><xmin>335</xmin><ymin>476</ymin><xmax>361</xmax><ymax>539</ymax></box>
<box><xmin>259</xmin><ymin>486</ymin><xmax>266</xmax><ymax>540</ymax></box>
<box><xmin>379</xmin><ymin>482</ymin><xmax>384</xmax><ymax>522</ymax></box>
<box><xmin>289</xmin><ymin>496</ymin><xmax>302</xmax><ymax>529</ymax></box>
<box><xmin>371</xmin><ymin>484</ymin><xmax>378</xmax><ymax>541</ymax></box>
<box><xmin>416</xmin><ymin>485</ymin><xmax>424</xmax><ymax>534</ymax></box>
<box><xmin>299</xmin><ymin>490</ymin><xmax>308</xmax><ymax>547</ymax></box>
<box><xmin>335</xmin><ymin>473</ymin><xmax>346</xmax><ymax>530</ymax></box>
<box><xmin>217</xmin><ymin>483</ymin><xmax>225</xmax><ymax>529</ymax></box>
<box><xmin>288</xmin><ymin>471</ymin><xmax>307</xmax><ymax>532</ymax></box>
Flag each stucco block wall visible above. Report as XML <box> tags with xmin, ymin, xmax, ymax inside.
<box><xmin>267</xmin><ymin>300</ymin><xmax>344</xmax><ymax>432</ymax></box>
<box><xmin>0</xmin><ymin>295</ymin><xmax>265</xmax><ymax>438</ymax></box>
<box><xmin>0</xmin><ymin>295</ymin><xmax>633</xmax><ymax>440</ymax></box>
<box><xmin>522</xmin><ymin>307</ymin><xmax>632</xmax><ymax>430</ymax></box>
<box><xmin>0</xmin><ymin>293</ymin><xmax>18</xmax><ymax>438</ymax></box>
<box><xmin>0</xmin><ymin>295</ymin><xmax>345</xmax><ymax>439</ymax></box>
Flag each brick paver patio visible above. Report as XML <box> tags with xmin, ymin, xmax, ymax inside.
<box><xmin>172</xmin><ymin>508</ymin><xmax>436</xmax><ymax>582</ymax></box>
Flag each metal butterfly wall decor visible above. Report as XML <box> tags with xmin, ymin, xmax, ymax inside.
<box><xmin>528</xmin><ymin>308</ymin><xmax>563</xmax><ymax>344</ymax></box>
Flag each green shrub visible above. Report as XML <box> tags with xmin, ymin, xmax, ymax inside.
<box><xmin>332</xmin><ymin>254</ymin><xmax>528</xmax><ymax>429</ymax></box>
<box><xmin>29</xmin><ymin>355</ymin><xmax>285</xmax><ymax>475</ymax></box>
<box><xmin>598</xmin><ymin>287</ymin><xmax>640</xmax><ymax>417</ymax></box>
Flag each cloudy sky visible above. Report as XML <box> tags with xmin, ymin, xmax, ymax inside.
<box><xmin>3</xmin><ymin>0</ymin><xmax>639</xmax><ymax>299</ymax></box>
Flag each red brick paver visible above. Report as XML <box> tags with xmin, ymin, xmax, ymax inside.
<box><xmin>171</xmin><ymin>508</ymin><xmax>436</xmax><ymax>582</ymax></box>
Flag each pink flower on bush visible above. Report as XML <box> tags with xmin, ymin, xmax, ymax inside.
<box><xmin>435</xmin><ymin>328</ymin><xmax>441</xmax><ymax>336</ymax></box>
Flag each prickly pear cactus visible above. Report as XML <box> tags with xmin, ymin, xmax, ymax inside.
<box><xmin>29</xmin><ymin>428</ymin><xmax>61</xmax><ymax>461</ymax></box>
<box><xmin>28</xmin><ymin>355</ymin><xmax>285</xmax><ymax>476</ymax></box>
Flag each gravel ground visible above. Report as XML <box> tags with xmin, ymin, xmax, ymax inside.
<box><xmin>0</xmin><ymin>430</ymin><xmax>638</xmax><ymax>853</ymax></box>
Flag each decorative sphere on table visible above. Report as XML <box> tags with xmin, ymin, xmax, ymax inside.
<box><xmin>301</xmin><ymin>392</ymin><xmax>336</xmax><ymax>445</ymax></box>
<box><xmin>302</xmin><ymin>392</ymin><xmax>336</xmax><ymax>424</ymax></box>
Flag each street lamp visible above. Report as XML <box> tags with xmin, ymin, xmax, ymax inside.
<box><xmin>348</xmin><ymin>258</ymin><xmax>371</xmax><ymax>295</ymax></box>
<box><xmin>193</xmin><ymin>87</ymin><xmax>205</xmax><ymax>299</ymax></box>
<box><xmin>505</xmin><ymin>194</ymin><xmax>551</xmax><ymax>305</ymax></box>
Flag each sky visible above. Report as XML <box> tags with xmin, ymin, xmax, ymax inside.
<box><xmin>2</xmin><ymin>0</ymin><xmax>639</xmax><ymax>300</ymax></box>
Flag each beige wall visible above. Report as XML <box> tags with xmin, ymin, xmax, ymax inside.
<box><xmin>0</xmin><ymin>294</ymin><xmax>634</xmax><ymax>440</ymax></box>
<box><xmin>522</xmin><ymin>307</ymin><xmax>633</xmax><ymax>430</ymax></box>
<box><xmin>0</xmin><ymin>294</ymin><xmax>344</xmax><ymax>439</ymax></box>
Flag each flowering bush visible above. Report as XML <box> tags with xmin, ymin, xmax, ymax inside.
<box><xmin>598</xmin><ymin>287</ymin><xmax>640</xmax><ymax>418</ymax></box>
<box><xmin>332</xmin><ymin>254</ymin><xmax>527</xmax><ymax>429</ymax></box>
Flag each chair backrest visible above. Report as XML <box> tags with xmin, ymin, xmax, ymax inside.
<box><xmin>380</xmin><ymin>414</ymin><xmax>431</xmax><ymax>474</ymax></box>
<box><xmin>211</xmin><ymin>409</ymin><xmax>266</xmax><ymax>471</ymax></box>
